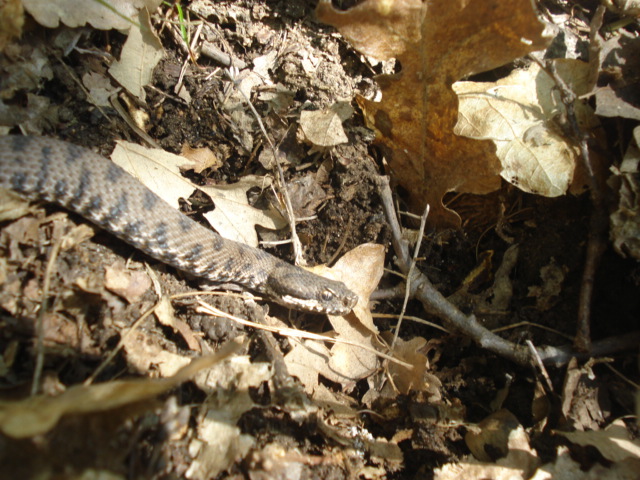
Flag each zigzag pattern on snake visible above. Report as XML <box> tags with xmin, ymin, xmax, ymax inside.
<box><xmin>0</xmin><ymin>135</ymin><xmax>358</xmax><ymax>315</ymax></box>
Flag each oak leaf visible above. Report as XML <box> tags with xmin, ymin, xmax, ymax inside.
<box><xmin>317</xmin><ymin>0</ymin><xmax>551</xmax><ymax>227</ymax></box>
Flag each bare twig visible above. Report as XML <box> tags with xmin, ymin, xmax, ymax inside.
<box><xmin>224</xmin><ymin>68</ymin><xmax>305</xmax><ymax>265</ymax></box>
<box><xmin>392</xmin><ymin>202</ymin><xmax>429</xmax><ymax>348</ymax></box>
<box><xmin>529</xmin><ymin>40</ymin><xmax>608</xmax><ymax>353</ymax></box>
<box><xmin>376</xmin><ymin>176</ymin><xmax>637</xmax><ymax>367</ymax></box>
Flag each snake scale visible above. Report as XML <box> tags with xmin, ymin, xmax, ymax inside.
<box><xmin>0</xmin><ymin>135</ymin><xmax>358</xmax><ymax>315</ymax></box>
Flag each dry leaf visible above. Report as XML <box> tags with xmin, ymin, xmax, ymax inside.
<box><xmin>317</xmin><ymin>0</ymin><xmax>551</xmax><ymax>227</ymax></box>
<box><xmin>436</xmin><ymin>427</ymin><xmax>539</xmax><ymax>480</ymax></box>
<box><xmin>556</xmin><ymin>419</ymin><xmax>640</xmax><ymax>462</ymax></box>
<box><xmin>111</xmin><ymin>141</ymin><xmax>284</xmax><ymax>247</ymax></box>
<box><xmin>187</xmin><ymin>357</ymin><xmax>273</xmax><ymax>480</ymax></box>
<box><xmin>108</xmin><ymin>9</ymin><xmax>164</xmax><ymax>101</ymax></box>
<box><xmin>299</xmin><ymin>102</ymin><xmax>353</xmax><ymax>148</ymax></box>
<box><xmin>384</xmin><ymin>335</ymin><xmax>428</xmax><ymax>395</ymax></box>
<box><xmin>0</xmin><ymin>0</ymin><xmax>23</xmax><ymax>51</ymax></box>
<box><xmin>153</xmin><ymin>296</ymin><xmax>201</xmax><ymax>352</ymax></box>
<box><xmin>530</xmin><ymin>446</ymin><xmax>640</xmax><ymax>480</ymax></box>
<box><xmin>22</xmin><ymin>0</ymin><xmax>162</xmax><ymax>30</ymax></box>
<box><xmin>201</xmin><ymin>177</ymin><xmax>286</xmax><ymax>247</ymax></box>
<box><xmin>104</xmin><ymin>259</ymin><xmax>151</xmax><ymax>303</ymax></box>
<box><xmin>82</xmin><ymin>72</ymin><xmax>119</xmax><ymax>108</ymax></box>
<box><xmin>0</xmin><ymin>342</ymin><xmax>241</xmax><ymax>438</ymax></box>
<box><xmin>609</xmin><ymin>126</ymin><xmax>640</xmax><ymax>259</ymax></box>
<box><xmin>594</xmin><ymin>31</ymin><xmax>640</xmax><ymax>121</ymax></box>
<box><xmin>285</xmin><ymin>244</ymin><xmax>385</xmax><ymax>392</ymax></box>
<box><xmin>180</xmin><ymin>144</ymin><xmax>222</xmax><ymax>174</ymax></box>
<box><xmin>454</xmin><ymin>60</ymin><xmax>598</xmax><ymax>197</ymax></box>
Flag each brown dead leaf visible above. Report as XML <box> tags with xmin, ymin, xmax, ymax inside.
<box><xmin>317</xmin><ymin>0</ymin><xmax>550</xmax><ymax>227</ymax></box>
<box><xmin>0</xmin><ymin>341</ymin><xmax>241</xmax><ymax>438</ymax></box>
<box><xmin>383</xmin><ymin>335</ymin><xmax>428</xmax><ymax>395</ymax></box>
<box><xmin>104</xmin><ymin>260</ymin><xmax>151</xmax><ymax>304</ymax></box>
<box><xmin>180</xmin><ymin>144</ymin><xmax>222</xmax><ymax>174</ymax></box>
<box><xmin>153</xmin><ymin>296</ymin><xmax>201</xmax><ymax>353</ymax></box>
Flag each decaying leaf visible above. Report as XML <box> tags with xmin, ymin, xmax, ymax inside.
<box><xmin>0</xmin><ymin>0</ymin><xmax>23</xmax><ymax>50</ymax></box>
<box><xmin>82</xmin><ymin>72</ymin><xmax>120</xmax><ymax>108</ymax></box>
<box><xmin>530</xmin><ymin>446</ymin><xmax>640</xmax><ymax>480</ymax></box>
<box><xmin>317</xmin><ymin>0</ymin><xmax>551</xmax><ymax>227</ymax></box>
<box><xmin>594</xmin><ymin>30</ymin><xmax>640</xmax><ymax>121</ymax></box>
<box><xmin>187</xmin><ymin>357</ymin><xmax>273</xmax><ymax>480</ymax></box>
<box><xmin>436</xmin><ymin>426</ymin><xmax>540</xmax><ymax>480</ymax></box>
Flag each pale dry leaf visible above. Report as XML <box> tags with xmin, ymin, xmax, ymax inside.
<box><xmin>111</xmin><ymin>141</ymin><xmax>284</xmax><ymax>246</ymax></box>
<box><xmin>284</xmin><ymin>340</ymin><xmax>333</xmax><ymax>393</ymax></box>
<box><xmin>299</xmin><ymin>102</ymin><xmax>354</xmax><ymax>148</ymax></box>
<box><xmin>465</xmin><ymin>409</ymin><xmax>523</xmax><ymax>462</ymax></box>
<box><xmin>595</xmin><ymin>31</ymin><xmax>640</xmax><ymax>121</ymax></box>
<box><xmin>104</xmin><ymin>259</ymin><xmax>151</xmax><ymax>303</ymax></box>
<box><xmin>530</xmin><ymin>446</ymin><xmax>640</xmax><ymax>480</ymax></box>
<box><xmin>436</xmin><ymin>427</ymin><xmax>539</xmax><ymax>480</ymax></box>
<box><xmin>201</xmin><ymin>177</ymin><xmax>286</xmax><ymax>247</ymax></box>
<box><xmin>0</xmin><ymin>343</ymin><xmax>240</xmax><ymax>438</ymax></box>
<box><xmin>187</xmin><ymin>357</ymin><xmax>272</xmax><ymax>480</ymax></box>
<box><xmin>153</xmin><ymin>296</ymin><xmax>200</xmax><ymax>352</ymax></box>
<box><xmin>109</xmin><ymin>9</ymin><xmax>164</xmax><ymax>101</ymax></box>
<box><xmin>111</xmin><ymin>141</ymin><xmax>196</xmax><ymax>209</ymax></box>
<box><xmin>454</xmin><ymin>60</ymin><xmax>598</xmax><ymax>197</ymax></box>
<box><xmin>82</xmin><ymin>72</ymin><xmax>119</xmax><ymax>108</ymax></box>
<box><xmin>556</xmin><ymin>419</ymin><xmax>640</xmax><ymax>462</ymax></box>
<box><xmin>123</xmin><ymin>329</ymin><xmax>191</xmax><ymax>377</ymax></box>
<box><xmin>285</xmin><ymin>245</ymin><xmax>385</xmax><ymax>392</ymax></box>
<box><xmin>22</xmin><ymin>0</ymin><xmax>162</xmax><ymax>30</ymax></box>
<box><xmin>180</xmin><ymin>144</ymin><xmax>222</xmax><ymax>174</ymax></box>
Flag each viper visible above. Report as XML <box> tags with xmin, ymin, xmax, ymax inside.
<box><xmin>0</xmin><ymin>135</ymin><xmax>358</xmax><ymax>315</ymax></box>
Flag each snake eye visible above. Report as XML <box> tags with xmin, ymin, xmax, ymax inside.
<box><xmin>320</xmin><ymin>290</ymin><xmax>334</xmax><ymax>302</ymax></box>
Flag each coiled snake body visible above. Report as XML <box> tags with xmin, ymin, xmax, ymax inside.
<box><xmin>0</xmin><ymin>136</ymin><xmax>357</xmax><ymax>315</ymax></box>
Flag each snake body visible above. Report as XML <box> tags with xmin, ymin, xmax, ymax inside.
<box><xmin>0</xmin><ymin>135</ymin><xmax>357</xmax><ymax>315</ymax></box>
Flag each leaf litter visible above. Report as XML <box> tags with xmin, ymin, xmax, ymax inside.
<box><xmin>0</xmin><ymin>0</ymin><xmax>639</xmax><ymax>478</ymax></box>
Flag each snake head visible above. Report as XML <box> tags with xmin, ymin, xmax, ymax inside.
<box><xmin>265</xmin><ymin>266</ymin><xmax>358</xmax><ymax>315</ymax></box>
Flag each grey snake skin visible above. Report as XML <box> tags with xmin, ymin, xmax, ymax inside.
<box><xmin>0</xmin><ymin>136</ymin><xmax>358</xmax><ymax>315</ymax></box>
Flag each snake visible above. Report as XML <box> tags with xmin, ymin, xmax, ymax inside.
<box><xmin>0</xmin><ymin>135</ymin><xmax>358</xmax><ymax>315</ymax></box>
